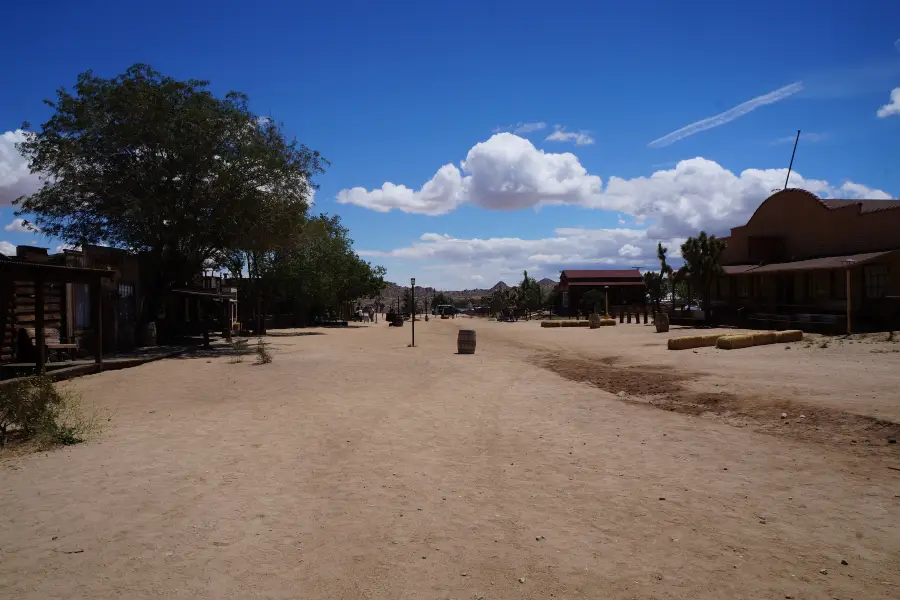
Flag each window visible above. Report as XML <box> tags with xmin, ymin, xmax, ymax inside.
<box><xmin>832</xmin><ymin>270</ymin><xmax>846</xmax><ymax>299</ymax></box>
<box><xmin>118</xmin><ymin>284</ymin><xmax>135</xmax><ymax>323</ymax></box>
<box><xmin>737</xmin><ymin>277</ymin><xmax>750</xmax><ymax>298</ymax></box>
<box><xmin>808</xmin><ymin>272</ymin><xmax>828</xmax><ymax>300</ymax></box>
<box><xmin>561</xmin><ymin>291</ymin><xmax>569</xmax><ymax>308</ymax></box>
<box><xmin>865</xmin><ymin>265</ymin><xmax>889</xmax><ymax>299</ymax></box>
<box><xmin>74</xmin><ymin>284</ymin><xmax>91</xmax><ymax>329</ymax></box>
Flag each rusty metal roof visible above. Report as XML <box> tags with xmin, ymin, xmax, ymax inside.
<box><xmin>564</xmin><ymin>281</ymin><xmax>646</xmax><ymax>287</ymax></box>
<box><xmin>561</xmin><ymin>269</ymin><xmax>643</xmax><ymax>279</ymax></box>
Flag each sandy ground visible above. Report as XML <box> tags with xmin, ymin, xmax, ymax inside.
<box><xmin>1</xmin><ymin>317</ymin><xmax>899</xmax><ymax>599</ymax></box>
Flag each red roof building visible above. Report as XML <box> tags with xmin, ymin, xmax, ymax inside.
<box><xmin>556</xmin><ymin>269</ymin><xmax>646</xmax><ymax>315</ymax></box>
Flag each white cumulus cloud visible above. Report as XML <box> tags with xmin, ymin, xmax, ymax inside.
<box><xmin>1</xmin><ymin>130</ymin><xmax>42</xmax><ymax>206</ymax></box>
<box><xmin>337</xmin><ymin>133</ymin><xmax>892</xmax><ymax>240</ymax></box>
<box><xmin>4</xmin><ymin>218</ymin><xmax>36</xmax><ymax>232</ymax></box>
<box><xmin>358</xmin><ymin>227</ymin><xmax>679</xmax><ymax>290</ymax></box>
<box><xmin>0</xmin><ymin>241</ymin><xmax>15</xmax><ymax>255</ymax></box>
<box><xmin>876</xmin><ymin>88</ymin><xmax>900</xmax><ymax>118</ymax></box>
<box><xmin>337</xmin><ymin>133</ymin><xmax>602</xmax><ymax>215</ymax></box>
<box><xmin>648</xmin><ymin>82</ymin><xmax>803</xmax><ymax>148</ymax></box>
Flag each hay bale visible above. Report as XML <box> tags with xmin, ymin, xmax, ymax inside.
<box><xmin>700</xmin><ymin>333</ymin><xmax>723</xmax><ymax>347</ymax></box>
<box><xmin>600</xmin><ymin>318</ymin><xmax>616</xmax><ymax>327</ymax></box>
<box><xmin>540</xmin><ymin>321</ymin><xmax>561</xmax><ymax>328</ymax></box>
<box><xmin>752</xmin><ymin>331</ymin><xmax>777</xmax><ymax>346</ymax></box>
<box><xmin>775</xmin><ymin>330</ymin><xmax>803</xmax><ymax>343</ymax></box>
<box><xmin>716</xmin><ymin>334</ymin><xmax>756</xmax><ymax>350</ymax></box>
<box><xmin>668</xmin><ymin>335</ymin><xmax>704</xmax><ymax>350</ymax></box>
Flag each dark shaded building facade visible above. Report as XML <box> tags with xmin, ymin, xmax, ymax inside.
<box><xmin>713</xmin><ymin>189</ymin><xmax>900</xmax><ymax>331</ymax></box>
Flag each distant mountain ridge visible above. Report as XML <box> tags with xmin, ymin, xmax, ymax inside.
<box><xmin>374</xmin><ymin>277</ymin><xmax>558</xmax><ymax>305</ymax></box>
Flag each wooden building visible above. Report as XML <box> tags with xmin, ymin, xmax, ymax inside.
<box><xmin>713</xmin><ymin>189</ymin><xmax>900</xmax><ymax>331</ymax></box>
<box><xmin>556</xmin><ymin>269</ymin><xmax>646</xmax><ymax>316</ymax></box>
<box><xmin>1</xmin><ymin>248</ymin><xmax>114</xmax><ymax>374</ymax></box>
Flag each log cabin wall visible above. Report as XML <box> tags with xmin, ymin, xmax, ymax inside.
<box><xmin>1</xmin><ymin>247</ymin><xmax>66</xmax><ymax>363</ymax></box>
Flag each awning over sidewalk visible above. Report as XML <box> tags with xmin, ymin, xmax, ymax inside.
<box><xmin>722</xmin><ymin>250</ymin><xmax>898</xmax><ymax>275</ymax></box>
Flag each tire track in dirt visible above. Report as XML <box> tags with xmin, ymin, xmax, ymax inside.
<box><xmin>535</xmin><ymin>353</ymin><xmax>900</xmax><ymax>454</ymax></box>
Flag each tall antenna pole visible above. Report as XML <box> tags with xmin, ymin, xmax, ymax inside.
<box><xmin>784</xmin><ymin>129</ymin><xmax>801</xmax><ymax>190</ymax></box>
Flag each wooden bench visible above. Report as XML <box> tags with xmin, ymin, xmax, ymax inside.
<box><xmin>21</xmin><ymin>327</ymin><xmax>79</xmax><ymax>362</ymax></box>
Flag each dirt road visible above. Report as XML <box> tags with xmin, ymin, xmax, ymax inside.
<box><xmin>2</xmin><ymin>319</ymin><xmax>898</xmax><ymax>599</ymax></box>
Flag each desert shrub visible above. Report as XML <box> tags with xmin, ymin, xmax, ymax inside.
<box><xmin>0</xmin><ymin>377</ymin><xmax>103</xmax><ymax>447</ymax></box>
<box><xmin>229</xmin><ymin>337</ymin><xmax>251</xmax><ymax>363</ymax></box>
<box><xmin>255</xmin><ymin>338</ymin><xmax>273</xmax><ymax>364</ymax></box>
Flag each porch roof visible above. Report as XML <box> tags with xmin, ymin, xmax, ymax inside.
<box><xmin>0</xmin><ymin>260</ymin><xmax>114</xmax><ymax>283</ymax></box>
<box><xmin>726</xmin><ymin>250</ymin><xmax>897</xmax><ymax>275</ymax></box>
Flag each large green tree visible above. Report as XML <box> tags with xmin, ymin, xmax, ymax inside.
<box><xmin>257</xmin><ymin>215</ymin><xmax>386</xmax><ymax>327</ymax></box>
<box><xmin>431</xmin><ymin>291</ymin><xmax>453</xmax><ymax>310</ymax></box>
<box><xmin>15</xmin><ymin>64</ymin><xmax>324</xmax><ymax>328</ymax></box>
<box><xmin>680</xmin><ymin>232</ymin><xmax>726</xmax><ymax>320</ymax></box>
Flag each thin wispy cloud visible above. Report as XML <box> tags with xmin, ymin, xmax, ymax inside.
<box><xmin>770</xmin><ymin>132</ymin><xmax>829</xmax><ymax>145</ymax></box>
<box><xmin>493</xmin><ymin>121</ymin><xmax>547</xmax><ymax>135</ymax></box>
<box><xmin>545</xmin><ymin>126</ymin><xmax>595</xmax><ymax>146</ymax></box>
<box><xmin>648</xmin><ymin>82</ymin><xmax>804</xmax><ymax>148</ymax></box>
<box><xmin>514</xmin><ymin>121</ymin><xmax>547</xmax><ymax>134</ymax></box>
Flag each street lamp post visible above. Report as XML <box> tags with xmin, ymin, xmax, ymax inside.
<box><xmin>843</xmin><ymin>259</ymin><xmax>855</xmax><ymax>335</ymax></box>
<box><xmin>411</xmin><ymin>277</ymin><xmax>416</xmax><ymax>347</ymax></box>
<box><xmin>604</xmin><ymin>285</ymin><xmax>610</xmax><ymax>317</ymax></box>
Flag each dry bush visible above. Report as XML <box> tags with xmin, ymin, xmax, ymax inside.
<box><xmin>0</xmin><ymin>377</ymin><xmax>105</xmax><ymax>448</ymax></box>
<box><xmin>229</xmin><ymin>337</ymin><xmax>251</xmax><ymax>363</ymax></box>
<box><xmin>255</xmin><ymin>338</ymin><xmax>273</xmax><ymax>364</ymax></box>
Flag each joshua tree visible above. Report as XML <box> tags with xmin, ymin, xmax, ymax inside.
<box><xmin>680</xmin><ymin>232</ymin><xmax>726</xmax><ymax>322</ymax></box>
<box><xmin>657</xmin><ymin>242</ymin><xmax>673</xmax><ymax>312</ymax></box>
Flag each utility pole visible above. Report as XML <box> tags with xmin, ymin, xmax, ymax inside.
<box><xmin>784</xmin><ymin>130</ymin><xmax>801</xmax><ymax>189</ymax></box>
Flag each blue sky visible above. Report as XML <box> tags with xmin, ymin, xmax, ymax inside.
<box><xmin>2</xmin><ymin>0</ymin><xmax>899</xmax><ymax>288</ymax></box>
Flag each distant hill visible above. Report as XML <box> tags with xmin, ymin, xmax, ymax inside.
<box><xmin>369</xmin><ymin>275</ymin><xmax>558</xmax><ymax>308</ymax></box>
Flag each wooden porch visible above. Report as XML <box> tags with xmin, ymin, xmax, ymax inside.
<box><xmin>1</xmin><ymin>260</ymin><xmax>114</xmax><ymax>376</ymax></box>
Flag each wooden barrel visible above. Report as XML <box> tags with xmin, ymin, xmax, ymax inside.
<box><xmin>655</xmin><ymin>312</ymin><xmax>670</xmax><ymax>333</ymax></box>
<box><xmin>457</xmin><ymin>329</ymin><xmax>476</xmax><ymax>354</ymax></box>
<box><xmin>589</xmin><ymin>313</ymin><xmax>601</xmax><ymax>329</ymax></box>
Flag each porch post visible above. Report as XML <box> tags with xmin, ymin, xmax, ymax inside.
<box><xmin>846</xmin><ymin>268</ymin><xmax>852</xmax><ymax>335</ymax></box>
<box><xmin>35</xmin><ymin>274</ymin><xmax>46</xmax><ymax>374</ymax></box>
<box><xmin>843</xmin><ymin>259</ymin><xmax>855</xmax><ymax>335</ymax></box>
<box><xmin>92</xmin><ymin>279</ymin><xmax>103</xmax><ymax>363</ymax></box>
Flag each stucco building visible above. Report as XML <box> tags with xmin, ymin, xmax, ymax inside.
<box><xmin>713</xmin><ymin>188</ymin><xmax>900</xmax><ymax>331</ymax></box>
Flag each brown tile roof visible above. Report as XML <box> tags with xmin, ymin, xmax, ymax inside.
<box><xmin>561</xmin><ymin>269</ymin><xmax>643</xmax><ymax>279</ymax></box>
<box><xmin>821</xmin><ymin>199</ymin><xmax>900</xmax><ymax>213</ymax></box>
<box><xmin>778</xmin><ymin>188</ymin><xmax>900</xmax><ymax>213</ymax></box>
